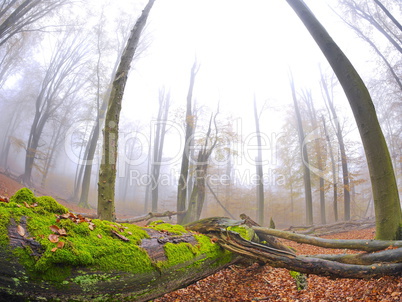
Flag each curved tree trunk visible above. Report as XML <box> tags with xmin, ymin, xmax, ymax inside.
<box><xmin>285</xmin><ymin>0</ymin><xmax>402</xmax><ymax>240</ymax></box>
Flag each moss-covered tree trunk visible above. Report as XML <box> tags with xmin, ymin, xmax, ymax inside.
<box><xmin>285</xmin><ymin>0</ymin><xmax>402</xmax><ymax>240</ymax></box>
<box><xmin>0</xmin><ymin>189</ymin><xmax>237</xmax><ymax>302</ymax></box>
<box><xmin>98</xmin><ymin>0</ymin><xmax>155</xmax><ymax>221</ymax></box>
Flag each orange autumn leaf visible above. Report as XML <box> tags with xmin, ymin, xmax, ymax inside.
<box><xmin>49</xmin><ymin>225</ymin><xmax>60</xmax><ymax>233</ymax></box>
<box><xmin>23</xmin><ymin>201</ymin><xmax>30</xmax><ymax>208</ymax></box>
<box><xmin>51</xmin><ymin>247</ymin><xmax>58</xmax><ymax>252</ymax></box>
<box><xmin>57</xmin><ymin>241</ymin><xmax>65</xmax><ymax>249</ymax></box>
<box><xmin>48</xmin><ymin>234</ymin><xmax>59</xmax><ymax>243</ymax></box>
<box><xmin>17</xmin><ymin>225</ymin><xmax>25</xmax><ymax>237</ymax></box>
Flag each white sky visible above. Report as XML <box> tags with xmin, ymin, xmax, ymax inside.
<box><xmin>124</xmin><ymin>0</ymin><xmax>372</xmax><ymax>119</ymax></box>
<box><xmin>100</xmin><ymin>0</ymin><xmax>377</xmax><ymax>175</ymax></box>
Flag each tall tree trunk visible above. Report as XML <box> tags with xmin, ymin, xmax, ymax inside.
<box><xmin>182</xmin><ymin>112</ymin><xmax>219</xmax><ymax>224</ymax></box>
<box><xmin>177</xmin><ymin>61</ymin><xmax>199</xmax><ymax>224</ymax></box>
<box><xmin>303</xmin><ymin>90</ymin><xmax>326</xmax><ymax>224</ymax></box>
<box><xmin>41</xmin><ymin>120</ymin><xmax>64</xmax><ymax>188</ymax></box>
<box><xmin>322</xmin><ymin>116</ymin><xmax>338</xmax><ymax>222</ymax></box>
<box><xmin>97</xmin><ymin>0</ymin><xmax>155</xmax><ymax>221</ymax></box>
<box><xmin>289</xmin><ymin>74</ymin><xmax>314</xmax><ymax>226</ymax></box>
<box><xmin>253</xmin><ymin>96</ymin><xmax>265</xmax><ymax>226</ymax></box>
<box><xmin>151</xmin><ymin>90</ymin><xmax>170</xmax><ymax>212</ymax></box>
<box><xmin>286</xmin><ymin>0</ymin><xmax>402</xmax><ymax>239</ymax></box>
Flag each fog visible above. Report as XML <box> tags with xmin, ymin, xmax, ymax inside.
<box><xmin>0</xmin><ymin>0</ymin><xmax>401</xmax><ymax>227</ymax></box>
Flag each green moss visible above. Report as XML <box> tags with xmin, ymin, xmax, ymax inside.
<box><xmin>227</xmin><ymin>225</ymin><xmax>254</xmax><ymax>240</ymax></box>
<box><xmin>146</xmin><ymin>221</ymin><xmax>187</xmax><ymax>235</ymax></box>
<box><xmin>1</xmin><ymin>188</ymin><xmax>234</xmax><ymax>292</ymax></box>
<box><xmin>9</xmin><ymin>188</ymin><xmax>35</xmax><ymax>204</ymax></box>
<box><xmin>289</xmin><ymin>270</ymin><xmax>308</xmax><ymax>290</ymax></box>
<box><xmin>35</xmin><ymin>195</ymin><xmax>69</xmax><ymax>214</ymax></box>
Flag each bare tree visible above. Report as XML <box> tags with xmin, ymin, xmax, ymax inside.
<box><xmin>302</xmin><ymin>89</ymin><xmax>326</xmax><ymax>224</ymax></box>
<box><xmin>21</xmin><ymin>31</ymin><xmax>89</xmax><ymax>185</ymax></box>
<box><xmin>286</xmin><ymin>0</ymin><xmax>401</xmax><ymax>239</ymax></box>
<box><xmin>181</xmin><ymin>110</ymin><xmax>219</xmax><ymax>224</ymax></box>
<box><xmin>289</xmin><ymin>73</ymin><xmax>313</xmax><ymax>226</ymax></box>
<box><xmin>176</xmin><ymin>60</ymin><xmax>199</xmax><ymax>224</ymax></box>
<box><xmin>97</xmin><ymin>0</ymin><xmax>155</xmax><ymax>221</ymax></box>
<box><xmin>151</xmin><ymin>88</ymin><xmax>170</xmax><ymax>212</ymax></box>
<box><xmin>253</xmin><ymin>96</ymin><xmax>265</xmax><ymax>226</ymax></box>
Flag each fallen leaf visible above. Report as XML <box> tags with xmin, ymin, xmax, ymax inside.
<box><xmin>17</xmin><ymin>225</ymin><xmax>25</xmax><ymax>237</ymax></box>
<box><xmin>49</xmin><ymin>225</ymin><xmax>60</xmax><ymax>233</ymax></box>
<box><xmin>16</xmin><ymin>204</ymin><xmax>21</xmax><ymax>208</ymax></box>
<box><xmin>0</xmin><ymin>196</ymin><xmax>9</xmax><ymax>203</ymax></box>
<box><xmin>127</xmin><ymin>231</ymin><xmax>132</xmax><ymax>235</ymax></box>
<box><xmin>51</xmin><ymin>247</ymin><xmax>57</xmax><ymax>252</ymax></box>
<box><xmin>97</xmin><ymin>234</ymin><xmax>102</xmax><ymax>239</ymax></box>
<box><xmin>48</xmin><ymin>234</ymin><xmax>59</xmax><ymax>243</ymax></box>
<box><xmin>59</xmin><ymin>213</ymin><xmax>70</xmax><ymax>219</ymax></box>
<box><xmin>30</xmin><ymin>203</ymin><xmax>38</xmax><ymax>207</ymax></box>
<box><xmin>57</xmin><ymin>241</ymin><xmax>65</xmax><ymax>249</ymax></box>
<box><xmin>23</xmin><ymin>201</ymin><xmax>30</xmax><ymax>208</ymax></box>
<box><xmin>88</xmin><ymin>223</ymin><xmax>95</xmax><ymax>231</ymax></box>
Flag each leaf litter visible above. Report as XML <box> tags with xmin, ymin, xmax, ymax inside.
<box><xmin>156</xmin><ymin>228</ymin><xmax>402</xmax><ymax>301</ymax></box>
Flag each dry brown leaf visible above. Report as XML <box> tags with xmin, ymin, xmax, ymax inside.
<box><xmin>17</xmin><ymin>225</ymin><xmax>25</xmax><ymax>237</ymax></box>
<box><xmin>49</xmin><ymin>225</ymin><xmax>60</xmax><ymax>233</ymax></box>
<box><xmin>48</xmin><ymin>234</ymin><xmax>59</xmax><ymax>243</ymax></box>
<box><xmin>58</xmin><ymin>228</ymin><xmax>67</xmax><ymax>236</ymax></box>
<box><xmin>51</xmin><ymin>247</ymin><xmax>58</xmax><ymax>252</ymax></box>
<box><xmin>23</xmin><ymin>201</ymin><xmax>30</xmax><ymax>208</ymax></box>
<box><xmin>97</xmin><ymin>234</ymin><xmax>102</xmax><ymax>239</ymax></box>
<box><xmin>127</xmin><ymin>231</ymin><xmax>132</xmax><ymax>235</ymax></box>
<box><xmin>88</xmin><ymin>223</ymin><xmax>95</xmax><ymax>231</ymax></box>
<box><xmin>57</xmin><ymin>241</ymin><xmax>65</xmax><ymax>249</ymax></box>
<box><xmin>0</xmin><ymin>196</ymin><xmax>9</xmax><ymax>203</ymax></box>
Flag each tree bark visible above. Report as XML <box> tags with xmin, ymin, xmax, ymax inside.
<box><xmin>289</xmin><ymin>73</ymin><xmax>313</xmax><ymax>226</ymax></box>
<box><xmin>1</xmin><ymin>216</ymin><xmax>238</xmax><ymax>302</ymax></box>
<box><xmin>253</xmin><ymin>96</ymin><xmax>265</xmax><ymax>226</ymax></box>
<box><xmin>285</xmin><ymin>0</ymin><xmax>402</xmax><ymax>240</ymax></box>
<box><xmin>98</xmin><ymin>0</ymin><xmax>155</xmax><ymax>221</ymax></box>
<box><xmin>176</xmin><ymin>61</ymin><xmax>199</xmax><ymax>224</ymax></box>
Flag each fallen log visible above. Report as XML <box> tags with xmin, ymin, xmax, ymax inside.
<box><xmin>0</xmin><ymin>189</ymin><xmax>238</xmax><ymax>301</ymax></box>
<box><xmin>217</xmin><ymin>231</ymin><xmax>402</xmax><ymax>279</ymax></box>
<box><xmin>2</xmin><ymin>189</ymin><xmax>402</xmax><ymax>301</ymax></box>
<box><xmin>252</xmin><ymin>226</ymin><xmax>402</xmax><ymax>252</ymax></box>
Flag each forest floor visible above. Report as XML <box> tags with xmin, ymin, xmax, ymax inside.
<box><xmin>1</xmin><ymin>173</ymin><xmax>402</xmax><ymax>301</ymax></box>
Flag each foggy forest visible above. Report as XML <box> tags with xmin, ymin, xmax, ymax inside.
<box><xmin>1</xmin><ymin>0</ymin><xmax>402</xmax><ymax>301</ymax></box>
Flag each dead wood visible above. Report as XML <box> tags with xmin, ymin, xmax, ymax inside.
<box><xmin>252</xmin><ymin>226</ymin><xmax>402</xmax><ymax>252</ymax></box>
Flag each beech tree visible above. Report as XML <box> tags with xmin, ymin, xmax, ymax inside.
<box><xmin>21</xmin><ymin>31</ymin><xmax>89</xmax><ymax>185</ymax></box>
<box><xmin>97</xmin><ymin>0</ymin><xmax>155</xmax><ymax>221</ymax></box>
<box><xmin>286</xmin><ymin>0</ymin><xmax>402</xmax><ymax>239</ymax></box>
<box><xmin>176</xmin><ymin>61</ymin><xmax>199</xmax><ymax>224</ymax></box>
<box><xmin>253</xmin><ymin>97</ymin><xmax>265</xmax><ymax>225</ymax></box>
<box><xmin>289</xmin><ymin>73</ymin><xmax>314</xmax><ymax>226</ymax></box>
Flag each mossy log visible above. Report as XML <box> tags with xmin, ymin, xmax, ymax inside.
<box><xmin>0</xmin><ymin>189</ymin><xmax>238</xmax><ymax>301</ymax></box>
